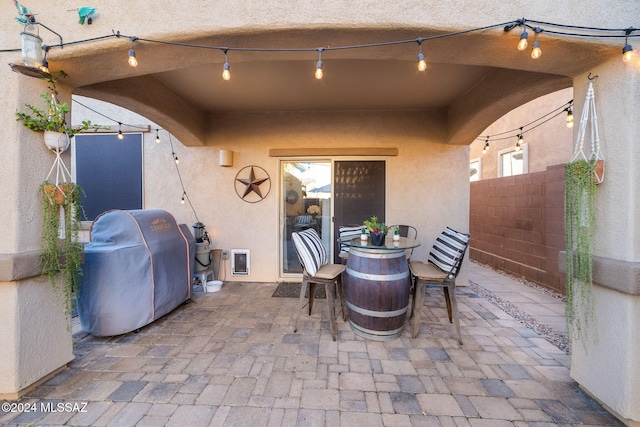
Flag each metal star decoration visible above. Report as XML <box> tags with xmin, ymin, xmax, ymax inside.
<box><xmin>235</xmin><ymin>166</ymin><xmax>271</xmax><ymax>202</ymax></box>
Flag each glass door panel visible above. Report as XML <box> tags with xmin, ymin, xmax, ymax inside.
<box><xmin>281</xmin><ymin>160</ymin><xmax>332</xmax><ymax>276</ymax></box>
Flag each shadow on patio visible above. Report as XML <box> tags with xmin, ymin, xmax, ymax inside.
<box><xmin>1</xmin><ymin>262</ymin><xmax>623</xmax><ymax>426</ymax></box>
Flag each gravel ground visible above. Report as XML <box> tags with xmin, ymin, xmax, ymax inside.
<box><xmin>468</xmin><ymin>262</ymin><xmax>570</xmax><ymax>354</ymax></box>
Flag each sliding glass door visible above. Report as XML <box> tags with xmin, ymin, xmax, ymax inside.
<box><xmin>279</xmin><ymin>159</ymin><xmax>386</xmax><ymax>278</ymax></box>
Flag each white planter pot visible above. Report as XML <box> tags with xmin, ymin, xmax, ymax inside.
<box><xmin>44</xmin><ymin>130</ymin><xmax>70</xmax><ymax>153</ymax></box>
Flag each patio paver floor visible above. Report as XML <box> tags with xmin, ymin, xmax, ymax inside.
<box><xmin>0</xmin><ymin>262</ymin><xmax>623</xmax><ymax>426</ymax></box>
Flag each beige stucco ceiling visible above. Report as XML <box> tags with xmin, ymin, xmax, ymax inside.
<box><xmin>59</xmin><ymin>26</ymin><xmax>617</xmax><ymax>146</ymax></box>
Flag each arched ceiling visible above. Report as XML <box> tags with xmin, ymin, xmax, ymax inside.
<box><xmin>61</xmin><ymin>26</ymin><xmax>615</xmax><ymax>146</ymax></box>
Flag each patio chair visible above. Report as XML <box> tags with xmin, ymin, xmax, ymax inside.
<box><xmin>291</xmin><ymin>228</ymin><xmax>346</xmax><ymax>341</ymax></box>
<box><xmin>387</xmin><ymin>224</ymin><xmax>418</xmax><ymax>260</ymax></box>
<box><xmin>337</xmin><ymin>224</ymin><xmax>362</xmax><ymax>263</ymax></box>
<box><xmin>409</xmin><ymin>227</ymin><xmax>470</xmax><ymax>344</ymax></box>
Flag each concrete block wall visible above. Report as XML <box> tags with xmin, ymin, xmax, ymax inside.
<box><xmin>469</xmin><ymin>164</ymin><xmax>566</xmax><ymax>294</ymax></box>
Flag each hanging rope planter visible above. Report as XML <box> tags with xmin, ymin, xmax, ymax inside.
<box><xmin>564</xmin><ymin>77</ymin><xmax>604</xmax><ymax>341</ymax></box>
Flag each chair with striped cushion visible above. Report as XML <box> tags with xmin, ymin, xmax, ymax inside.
<box><xmin>409</xmin><ymin>227</ymin><xmax>470</xmax><ymax>344</ymax></box>
<box><xmin>291</xmin><ymin>229</ymin><xmax>346</xmax><ymax>341</ymax></box>
<box><xmin>337</xmin><ymin>225</ymin><xmax>362</xmax><ymax>263</ymax></box>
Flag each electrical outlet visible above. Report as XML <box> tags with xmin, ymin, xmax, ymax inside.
<box><xmin>221</xmin><ymin>250</ymin><xmax>229</xmax><ymax>260</ymax></box>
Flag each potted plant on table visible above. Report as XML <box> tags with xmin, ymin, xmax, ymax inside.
<box><xmin>363</xmin><ymin>216</ymin><xmax>388</xmax><ymax>246</ymax></box>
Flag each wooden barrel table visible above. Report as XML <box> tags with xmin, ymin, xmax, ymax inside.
<box><xmin>345</xmin><ymin>245</ymin><xmax>411</xmax><ymax>340</ymax></box>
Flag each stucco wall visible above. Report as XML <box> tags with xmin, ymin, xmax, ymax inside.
<box><xmin>137</xmin><ymin>109</ymin><xmax>470</xmax><ymax>283</ymax></box>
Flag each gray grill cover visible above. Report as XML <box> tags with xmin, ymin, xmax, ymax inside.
<box><xmin>78</xmin><ymin>209</ymin><xmax>195</xmax><ymax>336</ymax></box>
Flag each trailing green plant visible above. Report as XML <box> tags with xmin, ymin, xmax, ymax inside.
<box><xmin>363</xmin><ymin>215</ymin><xmax>388</xmax><ymax>234</ymax></box>
<box><xmin>564</xmin><ymin>159</ymin><xmax>597</xmax><ymax>340</ymax></box>
<box><xmin>39</xmin><ymin>181</ymin><xmax>84</xmax><ymax>320</ymax></box>
<box><xmin>15</xmin><ymin>70</ymin><xmax>105</xmax><ymax>137</ymax></box>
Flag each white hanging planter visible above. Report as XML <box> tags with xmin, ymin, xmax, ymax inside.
<box><xmin>44</xmin><ymin>130</ymin><xmax>70</xmax><ymax>153</ymax></box>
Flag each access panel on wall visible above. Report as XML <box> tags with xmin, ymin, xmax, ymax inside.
<box><xmin>74</xmin><ymin>133</ymin><xmax>143</xmax><ymax>221</ymax></box>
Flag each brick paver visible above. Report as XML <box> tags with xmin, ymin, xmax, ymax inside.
<box><xmin>0</xmin><ymin>263</ymin><xmax>624</xmax><ymax>426</ymax></box>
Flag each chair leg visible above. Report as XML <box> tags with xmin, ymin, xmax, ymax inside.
<box><xmin>409</xmin><ymin>276</ymin><xmax>417</xmax><ymax>320</ymax></box>
<box><xmin>411</xmin><ymin>279</ymin><xmax>426</xmax><ymax>339</ymax></box>
<box><xmin>325</xmin><ymin>281</ymin><xmax>337</xmax><ymax>341</ymax></box>
<box><xmin>293</xmin><ymin>278</ymin><xmax>308</xmax><ymax>333</ymax></box>
<box><xmin>447</xmin><ymin>282</ymin><xmax>463</xmax><ymax>345</ymax></box>
<box><xmin>337</xmin><ymin>274</ymin><xmax>347</xmax><ymax>321</ymax></box>
<box><xmin>308</xmin><ymin>283</ymin><xmax>316</xmax><ymax>315</ymax></box>
<box><xmin>443</xmin><ymin>286</ymin><xmax>453</xmax><ymax>323</ymax></box>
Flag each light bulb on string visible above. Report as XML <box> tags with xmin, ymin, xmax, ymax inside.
<box><xmin>222</xmin><ymin>49</ymin><xmax>231</xmax><ymax>80</ymax></box>
<box><xmin>482</xmin><ymin>138</ymin><xmax>490</xmax><ymax>154</ymax></box>
<box><xmin>40</xmin><ymin>46</ymin><xmax>50</xmax><ymax>74</ymax></box>
<box><xmin>181</xmin><ymin>192</ymin><xmax>186</xmax><ymax>204</ymax></box>
<box><xmin>117</xmin><ymin>123</ymin><xmax>124</xmax><ymax>140</ymax></box>
<box><xmin>622</xmin><ymin>29</ymin><xmax>635</xmax><ymax>64</ymax></box>
<box><xmin>155</xmin><ymin>129</ymin><xmax>161</xmax><ymax>143</ymax></box>
<box><xmin>517</xmin><ymin>27</ymin><xmax>529</xmax><ymax>51</ymax></box>
<box><xmin>530</xmin><ymin>28</ymin><xmax>542</xmax><ymax>59</ymax></box>
<box><xmin>566</xmin><ymin>108</ymin><xmax>574</xmax><ymax>128</ymax></box>
<box><xmin>315</xmin><ymin>48</ymin><xmax>324</xmax><ymax>80</ymax></box>
<box><xmin>174</xmin><ymin>154</ymin><xmax>179</xmax><ymax>164</ymax></box>
<box><xmin>417</xmin><ymin>39</ymin><xmax>427</xmax><ymax>71</ymax></box>
<box><xmin>127</xmin><ymin>39</ymin><xmax>138</xmax><ymax>67</ymax></box>
<box><xmin>515</xmin><ymin>129</ymin><xmax>524</xmax><ymax>152</ymax></box>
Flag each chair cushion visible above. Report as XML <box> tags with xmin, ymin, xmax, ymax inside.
<box><xmin>292</xmin><ymin>229</ymin><xmax>328</xmax><ymax>277</ymax></box>
<box><xmin>409</xmin><ymin>261</ymin><xmax>448</xmax><ymax>280</ymax></box>
<box><xmin>428</xmin><ymin>227</ymin><xmax>470</xmax><ymax>275</ymax></box>
<box><xmin>314</xmin><ymin>263</ymin><xmax>346</xmax><ymax>279</ymax></box>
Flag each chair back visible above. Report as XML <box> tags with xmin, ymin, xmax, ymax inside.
<box><xmin>387</xmin><ymin>225</ymin><xmax>417</xmax><ymax>240</ymax></box>
<box><xmin>337</xmin><ymin>225</ymin><xmax>362</xmax><ymax>258</ymax></box>
<box><xmin>428</xmin><ymin>227</ymin><xmax>470</xmax><ymax>278</ymax></box>
<box><xmin>291</xmin><ymin>228</ymin><xmax>328</xmax><ymax>277</ymax></box>
<box><xmin>387</xmin><ymin>224</ymin><xmax>418</xmax><ymax>259</ymax></box>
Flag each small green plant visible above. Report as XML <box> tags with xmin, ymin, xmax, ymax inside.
<box><xmin>15</xmin><ymin>70</ymin><xmax>105</xmax><ymax>137</ymax></box>
<box><xmin>363</xmin><ymin>216</ymin><xmax>388</xmax><ymax>234</ymax></box>
<box><xmin>39</xmin><ymin>181</ymin><xmax>84</xmax><ymax>320</ymax></box>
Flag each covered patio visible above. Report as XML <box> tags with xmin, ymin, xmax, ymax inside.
<box><xmin>0</xmin><ymin>263</ymin><xmax>622</xmax><ymax>426</ymax></box>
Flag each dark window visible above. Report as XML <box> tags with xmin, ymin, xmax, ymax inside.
<box><xmin>74</xmin><ymin>133</ymin><xmax>143</xmax><ymax>221</ymax></box>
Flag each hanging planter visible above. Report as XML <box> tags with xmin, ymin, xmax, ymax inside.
<box><xmin>44</xmin><ymin>130</ymin><xmax>70</xmax><ymax>153</ymax></box>
<box><xmin>564</xmin><ymin>78</ymin><xmax>605</xmax><ymax>340</ymax></box>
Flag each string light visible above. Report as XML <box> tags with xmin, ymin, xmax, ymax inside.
<box><xmin>622</xmin><ymin>28</ymin><xmax>636</xmax><ymax>63</ymax></box>
<box><xmin>181</xmin><ymin>192</ymin><xmax>186</xmax><ymax>204</ymax></box>
<box><xmin>531</xmin><ymin>28</ymin><xmax>542</xmax><ymax>59</ymax></box>
<box><xmin>315</xmin><ymin>48</ymin><xmax>324</xmax><ymax>80</ymax></box>
<box><xmin>155</xmin><ymin>128</ymin><xmax>161</xmax><ymax>143</ymax></box>
<box><xmin>174</xmin><ymin>153</ymin><xmax>179</xmax><ymax>164</ymax></box>
<box><xmin>127</xmin><ymin>39</ymin><xmax>138</xmax><ymax>67</ymax></box>
<box><xmin>482</xmin><ymin>138</ymin><xmax>490</xmax><ymax>154</ymax></box>
<box><xmin>117</xmin><ymin>122</ymin><xmax>124</xmax><ymax>140</ymax></box>
<box><xmin>40</xmin><ymin>46</ymin><xmax>50</xmax><ymax>74</ymax></box>
<box><xmin>417</xmin><ymin>39</ymin><xmax>427</xmax><ymax>71</ymax></box>
<box><xmin>222</xmin><ymin>48</ymin><xmax>231</xmax><ymax>80</ymax></box>
<box><xmin>517</xmin><ymin>27</ymin><xmax>529</xmax><ymax>51</ymax></box>
<box><xmin>515</xmin><ymin>128</ymin><xmax>524</xmax><ymax>151</ymax></box>
<box><xmin>566</xmin><ymin>107</ymin><xmax>574</xmax><ymax>128</ymax></box>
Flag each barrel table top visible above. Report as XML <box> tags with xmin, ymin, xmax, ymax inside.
<box><xmin>341</xmin><ymin>236</ymin><xmax>421</xmax><ymax>252</ymax></box>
